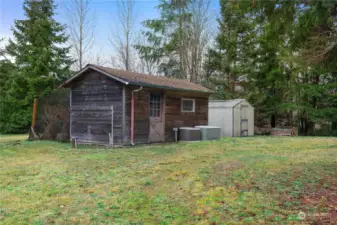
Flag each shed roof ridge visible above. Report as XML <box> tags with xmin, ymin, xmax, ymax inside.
<box><xmin>60</xmin><ymin>64</ymin><xmax>212</xmax><ymax>93</ymax></box>
<box><xmin>209</xmin><ymin>99</ymin><xmax>247</xmax><ymax>108</ymax></box>
<box><xmin>84</xmin><ymin>64</ymin><xmax>211</xmax><ymax>93</ymax></box>
<box><xmin>90</xmin><ymin>64</ymin><xmax>200</xmax><ymax>84</ymax></box>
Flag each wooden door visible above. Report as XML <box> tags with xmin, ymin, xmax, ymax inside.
<box><xmin>149</xmin><ymin>94</ymin><xmax>165</xmax><ymax>142</ymax></box>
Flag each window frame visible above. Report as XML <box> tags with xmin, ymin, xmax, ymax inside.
<box><xmin>181</xmin><ymin>98</ymin><xmax>195</xmax><ymax>112</ymax></box>
<box><xmin>149</xmin><ymin>93</ymin><xmax>162</xmax><ymax>117</ymax></box>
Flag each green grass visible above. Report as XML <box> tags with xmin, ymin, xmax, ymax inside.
<box><xmin>0</xmin><ymin>134</ymin><xmax>28</xmax><ymax>143</ymax></box>
<box><xmin>0</xmin><ymin>137</ymin><xmax>336</xmax><ymax>224</ymax></box>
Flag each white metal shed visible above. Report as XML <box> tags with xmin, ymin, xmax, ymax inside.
<box><xmin>208</xmin><ymin>99</ymin><xmax>254</xmax><ymax>137</ymax></box>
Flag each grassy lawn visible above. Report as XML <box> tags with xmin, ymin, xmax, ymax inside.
<box><xmin>0</xmin><ymin>134</ymin><xmax>28</xmax><ymax>143</ymax></box>
<box><xmin>0</xmin><ymin>137</ymin><xmax>336</xmax><ymax>225</ymax></box>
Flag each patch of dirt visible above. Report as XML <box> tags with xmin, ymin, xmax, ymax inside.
<box><xmin>302</xmin><ymin>188</ymin><xmax>337</xmax><ymax>206</ymax></box>
<box><xmin>301</xmin><ymin>188</ymin><xmax>337</xmax><ymax>225</ymax></box>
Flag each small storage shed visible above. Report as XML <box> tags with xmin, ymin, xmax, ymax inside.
<box><xmin>208</xmin><ymin>99</ymin><xmax>254</xmax><ymax>137</ymax></box>
<box><xmin>59</xmin><ymin>64</ymin><xmax>211</xmax><ymax>146</ymax></box>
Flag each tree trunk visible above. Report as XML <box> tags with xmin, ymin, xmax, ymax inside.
<box><xmin>306</xmin><ymin>120</ymin><xmax>314</xmax><ymax>136</ymax></box>
<box><xmin>300</xmin><ymin>117</ymin><xmax>304</xmax><ymax>136</ymax></box>
<box><xmin>271</xmin><ymin>114</ymin><xmax>276</xmax><ymax>128</ymax></box>
<box><xmin>287</xmin><ymin>111</ymin><xmax>293</xmax><ymax>127</ymax></box>
<box><xmin>126</xmin><ymin>33</ymin><xmax>129</xmax><ymax>71</ymax></box>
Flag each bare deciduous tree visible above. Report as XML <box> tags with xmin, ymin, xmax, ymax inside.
<box><xmin>65</xmin><ymin>0</ymin><xmax>94</xmax><ymax>70</ymax></box>
<box><xmin>188</xmin><ymin>0</ymin><xmax>211</xmax><ymax>83</ymax></box>
<box><xmin>170</xmin><ymin>0</ymin><xmax>212</xmax><ymax>82</ymax></box>
<box><xmin>110</xmin><ymin>0</ymin><xmax>136</xmax><ymax>71</ymax></box>
<box><xmin>93</xmin><ymin>48</ymin><xmax>109</xmax><ymax>66</ymax></box>
<box><xmin>134</xmin><ymin>34</ymin><xmax>158</xmax><ymax>75</ymax></box>
<box><xmin>164</xmin><ymin>0</ymin><xmax>212</xmax><ymax>82</ymax></box>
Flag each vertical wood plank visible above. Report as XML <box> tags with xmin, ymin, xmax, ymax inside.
<box><xmin>110</xmin><ymin>106</ymin><xmax>114</xmax><ymax>145</ymax></box>
<box><xmin>163</xmin><ymin>92</ymin><xmax>166</xmax><ymax>121</ymax></box>
<box><xmin>122</xmin><ymin>85</ymin><xmax>125</xmax><ymax>145</ymax></box>
<box><xmin>69</xmin><ymin>89</ymin><xmax>72</xmax><ymax>139</ymax></box>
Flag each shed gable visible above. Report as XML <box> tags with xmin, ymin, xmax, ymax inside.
<box><xmin>70</xmin><ymin>69</ymin><xmax>124</xmax><ymax>145</ymax></box>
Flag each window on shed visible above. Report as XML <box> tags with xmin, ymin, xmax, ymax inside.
<box><xmin>181</xmin><ymin>99</ymin><xmax>195</xmax><ymax>112</ymax></box>
<box><xmin>149</xmin><ymin>94</ymin><xmax>161</xmax><ymax>117</ymax></box>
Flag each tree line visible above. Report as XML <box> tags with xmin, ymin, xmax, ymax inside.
<box><xmin>0</xmin><ymin>0</ymin><xmax>336</xmax><ymax>135</ymax></box>
<box><xmin>205</xmin><ymin>0</ymin><xmax>336</xmax><ymax>135</ymax></box>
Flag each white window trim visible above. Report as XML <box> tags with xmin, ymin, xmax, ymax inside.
<box><xmin>181</xmin><ymin>98</ymin><xmax>195</xmax><ymax>112</ymax></box>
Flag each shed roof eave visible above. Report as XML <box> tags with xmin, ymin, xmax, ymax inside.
<box><xmin>209</xmin><ymin>99</ymin><xmax>254</xmax><ymax>108</ymax></box>
<box><xmin>128</xmin><ymin>81</ymin><xmax>213</xmax><ymax>94</ymax></box>
<box><xmin>59</xmin><ymin>64</ymin><xmax>212</xmax><ymax>94</ymax></box>
<box><xmin>58</xmin><ymin>65</ymin><xmax>129</xmax><ymax>88</ymax></box>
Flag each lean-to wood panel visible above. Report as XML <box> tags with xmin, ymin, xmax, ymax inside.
<box><xmin>70</xmin><ymin>69</ymin><xmax>123</xmax><ymax>145</ymax></box>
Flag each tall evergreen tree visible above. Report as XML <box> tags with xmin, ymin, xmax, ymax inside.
<box><xmin>1</xmin><ymin>0</ymin><xmax>72</xmax><ymax>133</ymax></box>
<box><xmin>291</xmin><ymin>1</ymin><xmax>337</xmax><ymax>134</ymax></box>
<box><xmin>204</xmin><ymin>0</ymin><xmax>254</xmax><ymax>99</ymax></box>
<box><xmin>7</xmin><ymin>0</ymin><xmax>72</xmax><ymax>95</ymax></box>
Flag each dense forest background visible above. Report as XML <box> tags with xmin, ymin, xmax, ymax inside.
<box><xmin>0</xmin><ymin>0</ymin><xmax>336</xmax><ymax>136</ymax></box>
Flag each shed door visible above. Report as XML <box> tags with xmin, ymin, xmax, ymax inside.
<box><xmin>149</xmin><ymin>94</ymin><xmax>165</xmax><ymax>142</ymax></box>
<box><xmin>240</xmin><ymin>105</ymin><xmax>249</xmax><ymax>136</ymax></box>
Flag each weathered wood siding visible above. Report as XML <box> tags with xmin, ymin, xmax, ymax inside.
<box><xmin>124</xmin><ymin>88</ymin><xmax>209</xmax><ymax>144</ymax></box>
<box><xmin>70</xmin><ymin>70</ymin><xmax>209</xmax><ymax>146</ymax></box>
<box><xmin>164</xmin><ymin>91</ymin><xmax>209</xmax><ymax>142</ymax></box>
<box><xmin>70</xmin><ymin>69</ymin><xmax>123</xmax><ymax>145</ymax></box>
<box><xmin>124</xmin><ymin>86</ymin><xmax>150</xmax><ymax>145</ymax></box>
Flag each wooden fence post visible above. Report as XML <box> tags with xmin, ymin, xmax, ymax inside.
<box><xmin>28</xmin><ymin>98</ymin><xmax>39</xmax><ymax>140</ymax></box>
<box><xmin>32</xmin><ymin>98</ymin><xmax>37</xmax><ymax>129</ymax></box>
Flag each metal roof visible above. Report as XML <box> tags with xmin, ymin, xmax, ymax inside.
<box><xmin>209</xmin><ymin>99</ymin><xmax>249</xmax><ymax>108</ymax></box>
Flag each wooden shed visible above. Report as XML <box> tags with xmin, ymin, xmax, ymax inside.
<box><xmin>60</xmin><ymin>64</ymin><xmax>211</xmax><ymax>146</ymax></box>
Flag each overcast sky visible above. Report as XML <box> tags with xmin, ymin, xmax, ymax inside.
<box><xmin>0</xmin><ymin>0</ymin><xmax>220</xmax><ymax>65</ymax></box>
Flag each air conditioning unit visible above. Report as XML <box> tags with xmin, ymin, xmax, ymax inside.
<box><xmin>179</xmin><ymin>127</ymin><xmax>201</xmax><ymax>142</ymax></box>
<box><xmin>195</xmin><ymin>126</ymin><xmax>221</xmax><ymax>140</ymax></box>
